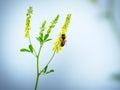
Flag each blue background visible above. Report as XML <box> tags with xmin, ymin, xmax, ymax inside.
<box><xmin>0</xmin><ymin>0</ymin><xmax>120</xmax><ymax>90</ymax></box>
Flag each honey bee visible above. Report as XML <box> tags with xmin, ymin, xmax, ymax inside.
<box><xmin>60</xmin><ymin>34</ymin><xmax>66</xmax><ymax>47</ymax></box>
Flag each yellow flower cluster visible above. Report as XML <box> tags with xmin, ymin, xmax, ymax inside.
<box><xmin>62</xmin><ymin>14</ymin><xmax>71</xmax><ymax>34</ymax></box>
<box><xmin>52</xmin><ymin>14</ymin><xmax>71</xmax><ymax>53</ymax></box>
<box><xmin>52</xmin><ymin>36</ymin><xmax>62</xmax><ymax>53</ymax></box>
<box><xmin>47</xmin><ymin>14</ymin><xmax>59</xmax><ymax>34</ymax></box>
<box><xmin>24</xmin><ymin>6</ymin><xmax>33</xmax><ymax>38</ymax></box>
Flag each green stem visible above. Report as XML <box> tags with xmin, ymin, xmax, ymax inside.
<box><xmin>34</xmin><ymin>57</ymin><xmax>39</xmax><ymax>90</ymax></box>
<box><xmin>34</xmin><ymin>75</ymin><xmax>39</xmax><ymax>90</ymax></box>
<box><xmin>39</xmin><ymin>51</ymin><xmax>56</xmax><ymax>75</ymax></box>
<box><xmin>34</xmin><ymin>45</ymin><xmax>43</xmax><ymax>90</ymax></box>
<box><xmin>46</xmin><ymin>51</ymin><xmax>56</xmax><ymax>66</ymax></box>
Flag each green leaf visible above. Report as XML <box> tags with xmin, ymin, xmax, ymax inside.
<box><xmin>29</xmin><ymin>44</ymin><xmax>33</xmax><ymax>53</ymax></box>
<box><xmin>36</xmin><ymin>37</ymin><xmax>40</xmax><ymax>42</ymax></box>
<box><xmin>44</xmin><ymin>34</ymin><xmax>49</xmax><ymax>41</ymax></box>
<box><xmin>20</xmin><ymin>48</ymin><xmax>30</xmax><ymax>52</ymax></box>
<box><xmin>36</xmin><ymin>37</ymin><xmax>43</xmax><ymax>43</ymax></box>
<box><xmin>46</xmin><ymin>69</ymin><xmax>54</xmax><ymax>74</ymax></box>
<box><xmin>43</xmin><ymin>65</ymin><xmax>48</xmax><ymax>73</ymax></box>
<box><xmin>40</xmin><ymin>33</ymin><xmax>43</xmax><ymax>39</ymax></box>
<box><xmin>45</xmin><ymin>38</ymin><xmax>52</xmax><ymax>42</ymax></box>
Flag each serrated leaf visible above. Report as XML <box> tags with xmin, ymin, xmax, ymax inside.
<box><xmin>46</xmin><ymin>69</ymin><xmax>54</xmax><ymax>74</ymax></box>
<box><xmin>29</xmin><ymin>44</ymin><xmax>33</xmax><ymax>53</ymax></box>
<box><xmin>44</xmin><ymin>34</ymin><xmax>49</xmax><ymax>41</ymax></box>
<box><xmin>20</xmin><ymin>48</ymin><xmax>30</xmax><ymax>52</ymax></box>
<box><xmin>45</xmin><ymin>38</ymin><xmax>52</xmax><ymax>42</ymax></box>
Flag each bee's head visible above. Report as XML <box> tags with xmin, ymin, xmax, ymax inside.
<box><xmin>61</xmin><ymin>34</ymin><xmax>65</xmax><ymax>36</ymax></box>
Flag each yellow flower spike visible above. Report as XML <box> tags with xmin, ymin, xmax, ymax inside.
<box><xmin>47</xmin><ymin>14</ymin><xmax>59</xmax><ymax>35</ymax></box>
<box><xmin>24</xmin><ymin>31</ymin><xmax>30</xmax><ymax>38</ymax></box>
<box><xmin>62</xmin><ymin>14</ymin><xmax>71</xmax><ymax>34</ymax></box>
<box><xmin>24</xmin><ymin>6</ymin><xmax>33</xmax><ymax>38</ymax></box>
<box><xmin>52</xmin><ymin>14</ymin><xmax>71</xmax><ymax>53</ymax></box>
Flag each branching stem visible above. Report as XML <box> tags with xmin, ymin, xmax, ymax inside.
<box><xmin>39</xmin><ymin>51</ymin><xmax>56</xmax><ymax>75</ymax></box>
<box><xmin>34</xmin><ymin>44</ymin><xmax>43</xmax><ymax>90</ymax></box>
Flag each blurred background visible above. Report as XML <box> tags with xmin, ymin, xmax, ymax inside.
<box><xmin>0</xmin><ymin>0</ymin><xmax>120</xmax><ymax>90</ymax></box>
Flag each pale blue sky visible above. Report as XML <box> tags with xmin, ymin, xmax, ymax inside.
<box><xmin>0</xmin><ymin>0</ymin><xmax>120</xmax><ymax>90</ymax></box>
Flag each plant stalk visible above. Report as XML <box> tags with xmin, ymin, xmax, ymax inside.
<box><xmin>47</xmin><ymin>51</ymin><xmax>56</xmax><ymax>66</ymax></box>
<box><xmin>34</xmin><ymin>45</ymin><xmax>42</xmax><ymax>90</ymax></box>
<box><xmin>34</xmin><ymin>57</ymin><xmax>39</xmax><ymax>90</ymax></box>
<box><xmin>39</xmin><ymin>51</ymin><xmax>56</xmax><ymax>75</ymax></box>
